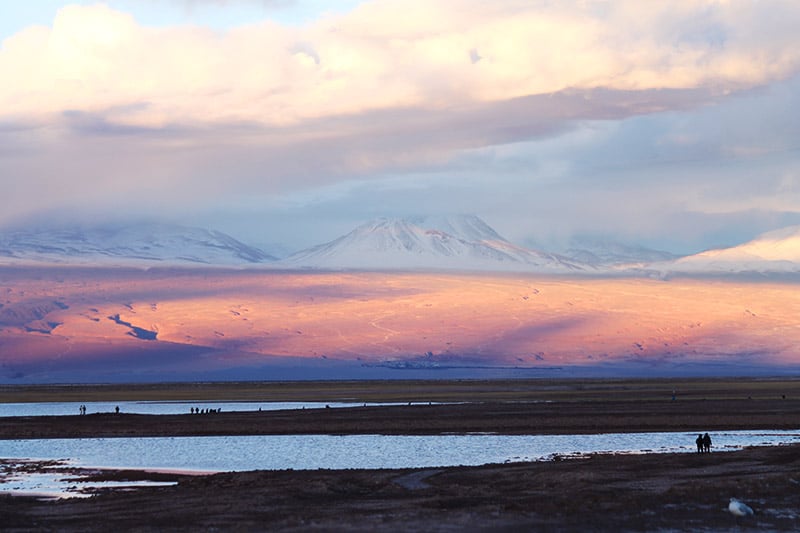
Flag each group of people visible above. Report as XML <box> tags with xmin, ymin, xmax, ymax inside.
<box><xmin>695</xmin><ymin>432</ymin><xmax>712</xmax><ymax>453</ymax></box>
<box><xmin>190</xmin><ymin>407</ymin><xmax>221</xmax><ymax>414</ymax></box>
<box><xmin>78</xmin><ymin>405</ymin><xmax>120</xmax><ymax>414</ymax></box>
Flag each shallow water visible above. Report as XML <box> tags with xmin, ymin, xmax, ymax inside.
<box><xmin>0</xmin><ymin>465</ymin><xmax>176</xmax><ymax>500</ymax></box>
<box><xmin>2</xmin><ymin>430</ymin><xmax>798</xmax><ymax>472</ymax></box>
<box><xmin>3</xmin><ymin>430</ymin><xmax>798</xmax><ymax>498</ymax></box>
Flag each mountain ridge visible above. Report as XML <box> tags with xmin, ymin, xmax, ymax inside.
<box><xmin>655</xmin><ymin>225</ymin><xmax>800</xmax><ymax>274</ymax></box>
<box><xmin>0</xmin><ymin>222</ymin><xmax>275</xmax><ymax>266</ymax></box>
<box><xmin>282</xmin><ymin>215</ymin><xmax>586</xmax><ymax>272</ymax></box>
<box><xmin>560</xmin><ymin>237</ymin><xmax>679</xmax><ymax>267</ymax></box>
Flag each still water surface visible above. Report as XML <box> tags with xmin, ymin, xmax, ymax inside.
<box><xmin>3</xmin><ymin>430</ymin><xmax>799</xmax><ymax>498</ymax></box>
<box><xmin>2</xmin><ymin>430</ymin><xmax>799</xmax><ymax>472</ymax></box>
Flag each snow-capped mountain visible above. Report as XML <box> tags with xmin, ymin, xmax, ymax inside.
<box><xmin>0</xmin><ymin>223</ymin><xmax>275</xmax><ymax>266</ymax></box>
<box><xmin>561</xmin><ymin>237</ymin><xmax>679</xmax><ymax>267</ymax></box>
<box><xmin>282</xmin><ymin>215</ymin><xmax>586</xmax><ymax>272</ymax></box>
<box><xmin>659</xmin><ymin>225</ymin><xmax>800</xmax><ymax>274</ymax></box>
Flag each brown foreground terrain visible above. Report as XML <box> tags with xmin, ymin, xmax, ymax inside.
<box><xmin>4</xmin><ymin>444</ymin><xmax>800</xmax><ymax>532</ymax></box>
<box><xmin>2</xmin><ymin>379</ymin><xmax>800</xmax><ymax>531</ymax></box>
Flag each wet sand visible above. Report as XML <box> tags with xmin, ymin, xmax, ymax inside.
<box><xmin>2</xmin><ymin>379</ymin><xmax>800</xmax><ymax>531</ymax></box>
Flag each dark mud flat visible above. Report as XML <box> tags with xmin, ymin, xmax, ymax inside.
<box><xmin>2</xmin><ymin>444</ymin><xmax>799</xmax><ymax>532</ymax></box>
<box><xmin>2</xmin><ymin>398</ymin><xmax>800</xmax><ymax>438</ymax></box>
<box><xmin>4</xmin><ymin>377</ymin><xmax>800</xmax><ymax>440</ymax></box>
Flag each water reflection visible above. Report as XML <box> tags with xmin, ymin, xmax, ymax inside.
<box><xmin>2</xmin><ymin>430</ymin><xmax>799</xmax><ymax>499</ymax></box>
<box><xmin>2</xmin><ymin>430</ymin><xmax>799</xmax><ymax>473</ymax></box>
<box><xmin>0</xmin><ymin>461</ymin><xmax>177</xmax><ymax>500</ymax></box>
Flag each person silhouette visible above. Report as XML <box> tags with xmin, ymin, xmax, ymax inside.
<box><xmin>696</xmin><ymin>434</ymin><xmax>704</xmax><ymax>453</ymax></box>
<box><xmin>702</xmin><ymin>432</ymin><xmax>712</xmax><ymax>453</ymax></box>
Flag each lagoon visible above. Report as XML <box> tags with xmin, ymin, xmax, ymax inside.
<box><xmin>2</xmin><ymin>430</ymin><xmax>799</xmax><ymax>473</ymax></box>
<box><xmin>4</xmin><ymin>430</ymin><xmax>799</xmax><ymax>499</ymax></box>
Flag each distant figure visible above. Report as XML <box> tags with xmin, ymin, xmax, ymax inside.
<box><xmin>672</xmin><ymin>390</ymin><xmax>676</xmax><ymax>401</ymax></box>
<box><xmin>115</xmin><ymin>405</ymin><xmax>120</xmax><ymax>414</ymax></box>
<box><xmin>702</xmin><ymin>432</ymin><xmax>712</xmax><ymax>453</ymax></box>
<box><xmin>696</xmin><ymin>434</ymin><xmax>704</xmax><ymax>453</ymax></box>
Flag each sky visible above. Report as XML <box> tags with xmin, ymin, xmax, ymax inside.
<box><xmin>1</xmin><ymin>0</ymin><xmax>799</xmax><ymax>254</ymax></box>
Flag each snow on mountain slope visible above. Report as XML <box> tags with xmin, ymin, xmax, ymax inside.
<box><xmin>660</xmin><ymin>226</ymin><xmax>800</xmax><ymax>274</ymax></box>
<box><xmin>561</xmin><ymin>237</ymin><xmax>679</xmax><ymax>267</ymax></box>
<box><xmin>0</xmin><ymin>223</ymin><xmax>276</xmax><ymax>266</ymax></box>
<box><xmin>410</xmin><ymin>214</ymin><xmax>505</xmax><ymax>242</ymax></box>
<box><xmin>283</xmin><ymin>216</ymin><xmax>586</xmax><ymax>272</ymax></box>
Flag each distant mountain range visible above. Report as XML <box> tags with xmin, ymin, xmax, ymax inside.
<box><xmin>0</xmin><ymin>223</ymin><xmax>275</xmax><ymax>266</ymax></box>
<box><xmin>560</xmin><ymin>237</ymin><xmax>678</xmax><ymax>266</ymax></box>
<box><xmin>281</xmin><ymin>215</ymin><xmax>586</xmax><ymax>272</ymax></box>
<box><xmin>4</xmin><ymin>217</ymin><xmax>800</xmax><ymax>276</ymax></box>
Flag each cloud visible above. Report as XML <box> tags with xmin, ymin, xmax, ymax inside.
<box><xmin>0</xmin><ymin>85</ymin><xmax>716</xmax><ymax>224</ymax></box>
<box><xmin>2</xmin><ymin>1</ymin><xmax>800</xmax><ymax>128</ymax></box>
<box><xmin>1</xmin><ymin>1</ymin><xmax>799</xmax><ymax>251</ymax></box>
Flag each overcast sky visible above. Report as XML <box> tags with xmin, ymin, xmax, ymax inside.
<box><xmin>2</xmin><ymin>1</ymin><xmax>799</xmax><ymax>253</ymax></box>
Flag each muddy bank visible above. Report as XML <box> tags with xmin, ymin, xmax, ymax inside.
<box><xmin>2</xmin><ymin>398</ymin><xmax>800</xmax><ymax>439</ymax></box>
<box><xmin>2</xmin><ymin>444</ymin><xmax>799</xmax><ymax>531</ymax></box>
